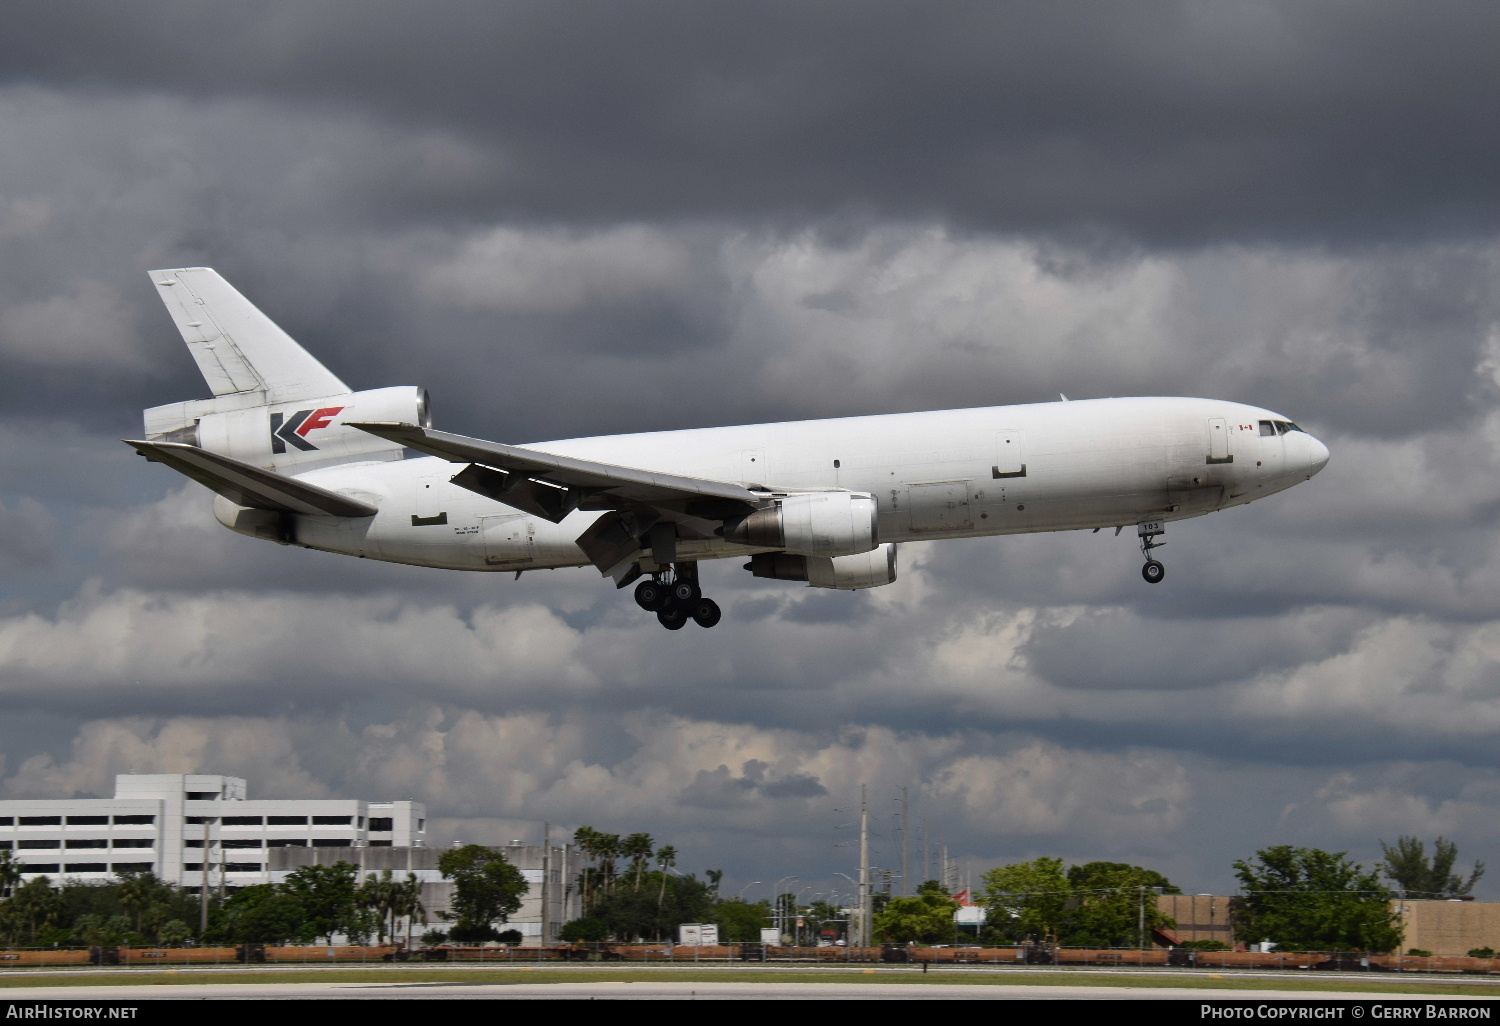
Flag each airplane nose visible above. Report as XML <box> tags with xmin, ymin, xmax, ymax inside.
<box><xmin>1306</xmin><ymin>435</ymin><xmax>1330</xmax><ymax>477</ymax></box>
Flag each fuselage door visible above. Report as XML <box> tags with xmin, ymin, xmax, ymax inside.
<box><xmin>994</xmin><ymin>430</ymin><xmax>1025</xmax><ymax>478</ymax></box>
<box><xmin>480</xmin><ymin>514</ymin><xmax>534</xmax><ymax>567</ymax></box>
<box><xmin>908</xmin><ymin>480</ymin><xmax>974</xmax><ymax>532</ymax></box>
<box><xmin>412</xmin><ymin>475</ymin><xmax>448</xmax><ymax>526</ymax></box>
<box><xmin>1207</xmin><ymin>418</ymin><xmax>1232</xmax><ymax>464</ymax></box>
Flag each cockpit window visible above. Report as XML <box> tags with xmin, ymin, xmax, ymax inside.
<box><xmin>1272</xmin><ymin>420</ymin><xmax>1303</xmax><ymax>435</ymax></box>
<box><xmin>1259</xmin><ymin>421</ymin><xmax>1276</xmax><ymax>436</ymax></box>
<box><xmin>1282</xmin><ymin>421</ymin><xmax>1302</xmax><ymax>433</ymax></box>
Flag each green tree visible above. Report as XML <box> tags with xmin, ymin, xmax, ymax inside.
<box><xmin>213</xmin><ymin>884</ymin><xmax>311</xmax><ymax>945</ymax></box>
<box><xmin>873</xmin><ymin>888</ymin><xmax>959</xmax><ymax>944</ymax></box>
<box><xmin>655</xmin><ymin>845</ymin><xmax>678</xmax><ymax>905</ymax></box>
<box><xmin>0</xmin><ymin>851</ymin><xmax>21</xmax><ymax>899</ymax></box>
<box><xmin>1379</xmin><ymin>837</ymin><xmax>1485</xmax><ymax>899</ymax></box>
<box><xmin>559</xmin><ymin>917</ymin><xmax>609</xmax><ymax>942</ymax></box>
<box><xmin>1232</xmin><ymin>846</ymin><xmax>1402</xmax><ymax>953</ymax></box>
<box><xmin>1064</xmin><ymin>862</ymin><xmax>1179</xmax><ymax>947</ymax></box>
<box><xmin>70</xmin><ymin>913</ymin><xmax>132</xmax><ymax>947</ymax></box>
<box><xmin>980</xmin><ymin>857</ymin><xmax>1071</xmax><ymax>942</ymax></box>
<box><xmin>359</xmin><ymin>869</ymin><xmax>409</xmax><ymax>944</ymax></box>
<box><xmin>1068</xmin><ymin>861</ymin><xmax>1180</xmax><ymax>894</ymax></box>
<box><xmin>158</xmin><ymin>920</ymin><xmax>192</xmax><ymax>947</ymax></box>
<box><xmin>282</xmin><ymin>862</ymin><xmax>360</xmax><ymax>944</ymax></box>
<box><xmin>437</xmin><ymin>845</ymin><xmax>527</xmax><ymax>943</ymax></box>
<box><xmin>710</xmin><ymin>898</ymin><xmax>772</xmax><ymax>942</ymax></box>
<box><xmin>595</xmin><ymin>834</ymin><xmax>621</xmax><ymax>897</ymax></box>
<box><xmin>622</xmin><ymin>833</ymin><xmax>655</xmax><ymax>890</ymax></box>
<box><xmin>393</xmin><ymin>872</ymin><xmax>426</xmax><ymax>948</ymax></box>
<box><xmin>9</xmin><ymin>877</ymin><xmax>62</xmax><ymax>945</ymax></box>
<box><xmin>116</xmin><ymin>870</ymin><xmax>176</xmax><ymax>938</ymax></box>
<box><xmin>586</xmin><ymin>871</ymin><xmax>715</xmax><ymax>941</ymax></box>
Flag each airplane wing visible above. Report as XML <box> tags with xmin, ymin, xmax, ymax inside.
<box><xmin>349</xmin><ymin>422</ymin><xmax>760</xmax><ymax>521</ymax></box>
<box><xmin>350</xmin><ymin>421</ymin><xmax>763</xmax><ymax>583</ymax></box>
<box><xmin>123</xmin><ymin>440</ymin><xmax>378</xmax><ymax>518</ymax></box>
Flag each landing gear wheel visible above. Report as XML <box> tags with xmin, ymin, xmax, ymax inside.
<box><xmin>672</xmin><ymin>579</ymin><xmax>701</xmax><ymax>605</ymax></box>
<box><xmin>635</xmin><ymin>580</ymin><xmax>666</xmax><ymax>611</ymax></box>
<box><xmin>657</xmin><ymin>606</ymin><xmax>688</xmax><ymax>630</ymax></box>
<box><xmin>1142</xmin><ymin>559</ymin><xmax>1165</xmax><ymax>584</ymax></box>
<box><xmin>691</xmin><ymin>598</ymin><xmax>722</xmax><ymax>629</ymax></box>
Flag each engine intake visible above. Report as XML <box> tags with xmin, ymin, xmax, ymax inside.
<box><xmin>725</xmin><ymin>491</ymin><xmax>879</xmax><ymax>556</ymax></box>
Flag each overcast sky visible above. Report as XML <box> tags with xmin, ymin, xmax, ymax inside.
<box><xmin>0</xmin><ymin>0</ymin><xmax>1497</xmax><ymax>902</ymax></box>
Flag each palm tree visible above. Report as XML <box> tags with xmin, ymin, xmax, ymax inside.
<box><xmin>360</xmin><ymin>869</ymin><xmax>400</xmax><ymax>944</ymax></box>
<box><xmin>655</xmin><ymin>846</ymin><xmax>677</xmax><ymax>905</ymax></box>
<box><xmin>573</xmin><ymin>826</ymin><xmax>601</xmax><ymax>906</ymax></box>
<box><xmin>623</xmin><ymin>833</ymin><xmax>655</xmax><ymax>890</ymax></box>
<box><xmin>595</xmin><ymin>834</ymin><xmax>622</xmax><ymax>899</ymax></box>
<box><xmin>117</xmin><ymin>870</ymin><xmax>159</xmax><ymax>935</ymax></box>
<box><xmin>389</xmin><ymin>872</ymin><xmax>423</xmax><ymax>948</ymax></box>
<box><xmin>0</xmin><ymin>851</ymin><xmax>21</xmax><ymax>899</ymax></box>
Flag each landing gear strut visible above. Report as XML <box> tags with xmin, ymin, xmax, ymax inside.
<box><xmin>1137</xmin><ymin>521</ymin><xmax>1166</xmax><ymax>584</ymax></box>
<box><xmin>633</xmin><ymin>561</ymin><xmax>721</xmax><ymax>629</ymax></box>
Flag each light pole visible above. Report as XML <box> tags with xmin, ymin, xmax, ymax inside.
<box><xmin>794</xmin><ymin>885</ymin><xmax>814</xmax><ymax>946</ymax></box>
<box><xmin>834</xmin><ymin>872</ymin><xmax>857</xmax><ymax>946</ymax></box>
<box><xmin>737</xmin><ymin>881</ymin><xmax>762</xmax><ymax>901</ymax></box>
<box><xmin>774</xmin><ymin>876</ymin><xmax>798</xmax><ymax>940</ymax></box>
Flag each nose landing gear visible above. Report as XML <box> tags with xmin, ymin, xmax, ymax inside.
<box><xmin>633</xmin><ymin>561</ymin><xmax>722</xmax><ymax>629</ymax></box>
<box><xmin>1137</xmin><ymin>521</ymin><xmax>1166</xmax><ymax>584</ymax></box>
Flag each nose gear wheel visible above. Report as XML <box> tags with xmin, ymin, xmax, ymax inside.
<box><xmin>1137</xmin><ymin>521</ymin><xmax>1166</xmax><ymax>585</ymax></box>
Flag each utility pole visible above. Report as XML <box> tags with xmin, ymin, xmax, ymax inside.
<box><xmin>900</xmin><ymin>787</ymin><xmax>909</xmax><ymax>897</ymax></box>
<box><xmin>197</xmin><ymin>817</ymin><xmax>209</xmax><ymax>937</ymax></box>
<box><xmin>541</xmin><ymin>823</ymin><xmax>550</xmax><ymax>947</ymax></box>
<box><xmin>858</xmin><ymin>783</ymin><xmax>870</xmax><ymax>948</ymax></box>
<box><xmin>922</xmin><ymin>818</ymin><xmax>929</xmax><ymax>886</ymax></box>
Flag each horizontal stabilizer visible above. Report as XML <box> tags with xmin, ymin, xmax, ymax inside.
<box><xmin>123</xmin><ymin>440</ymin><xmax>377</xmax><ymax>518</ymax></box>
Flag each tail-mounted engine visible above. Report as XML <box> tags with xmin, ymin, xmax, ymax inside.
<box><xmin>142</xmin><ymin>385</ymin><xmax>431</xmax><ymax>472</ymax></box>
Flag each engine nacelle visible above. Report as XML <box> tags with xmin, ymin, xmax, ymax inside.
<box><xmin>145</xmin><ymin>385</ymin><xmax>431</xmax><ymax>471</ymax></box>
<box><xmin>725</xmin><ymin>491</ymin><xmax>879</xmax><ymax>557</ymax></box>
<box><xmin>745</xmin><ymin>543</ymin><xmax>898</xmax><ymax>591</ymax></box>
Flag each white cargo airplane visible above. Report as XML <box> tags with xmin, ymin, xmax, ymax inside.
<box><xmin>127</xmin><ymin>268</ymin><xmax>1329</xmax><ymax>630</ymax></box>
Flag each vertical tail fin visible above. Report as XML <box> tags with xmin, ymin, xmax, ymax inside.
<box><xmin>149</xmin><ymin>267</ymin><xmax>349</xmax><ymax>403</ymax></box>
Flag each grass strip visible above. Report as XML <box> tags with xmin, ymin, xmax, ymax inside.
<box><xmin>4</xmin><ymin>968</ymin><xmax>1499</xmax><ymax>996</ymax></box>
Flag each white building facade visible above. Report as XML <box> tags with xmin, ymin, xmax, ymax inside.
<box><xmin>0</xmin><ymin>773</ymin><xmax>425</xmax><ymax>891</ymax></box>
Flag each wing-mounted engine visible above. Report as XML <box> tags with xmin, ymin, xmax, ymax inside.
<box><xmin>144</xmin><ymin>386</ymin><xmax>431</xmax><ymax>472</ymax></box>
<box><xmin>746</xmin><ymin>543</ymin><xmax>898</xmax><ymax>590</ymax></box>
<box><xmin>723</xmin><ymin>491</ymin><xmax>879</xmax><ymax>556</ymax></box>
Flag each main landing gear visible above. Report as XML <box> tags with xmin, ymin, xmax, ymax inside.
<box><xmin>1137</xmin><ymin>521</ymin><xmax>1166</xmax><ymax>584</ymax></box>
<box><xmin>633</xmin><ymin>561</ymin><xmax>722</xmax><ymax>630</ymax></box>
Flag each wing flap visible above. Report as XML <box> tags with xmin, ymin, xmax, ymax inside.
<box><xmin>350</xmin><ymin>422</ymin><xmax>760</xmax><ymax>520</ymax></box>
<box><xmin>124</xmin><ymin>440</ymin><xmax>378</xmax><ymax>518</ymax></box>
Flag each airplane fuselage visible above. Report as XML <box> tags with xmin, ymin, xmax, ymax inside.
<box><xmin>243</xmin><ymin>395</ymin><xmax>1328</xmax><ymax>575</ymax></box>
<box><xmin>134</xmin><ymin>267</ymin><xmax>1328</xmax><ymax>627</ymax></box>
